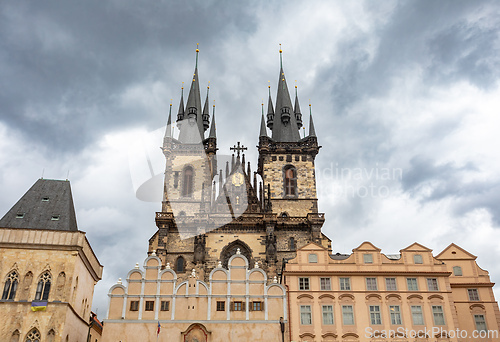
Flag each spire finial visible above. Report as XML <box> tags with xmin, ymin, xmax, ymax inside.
<box><xmin>195</xmin><ymin>43</ymin><xmax>199</xmax><ymax>68</ymax></box>
<box><xmin>268</xmin><ymin>80</ymin><xmax>271</xmax><ymax>96</ymax></box>
<box><xmin>295</xmin><ymin>80</ymin><xmax>297</xmax><ymax>96</ymax></box>
<box><xmin>279</xmin><ymin>43</ymin><xmax>283</xmax><ymax>69</ymax></box>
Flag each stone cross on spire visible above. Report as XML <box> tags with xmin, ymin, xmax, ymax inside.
<box><xmin>230</xmin><ymin>142</ymin><xmax>247</xmax><ymax>158</ymax></box>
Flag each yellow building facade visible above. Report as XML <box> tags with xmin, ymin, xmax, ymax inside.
<box><xmin>284</xmin><ymin>242</ymin><xmax>500</xmax><ymax>342</ymax></box>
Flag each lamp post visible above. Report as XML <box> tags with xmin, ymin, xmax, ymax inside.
<box><xmin>279</xmin><ymin>316</ymin><xmax>285</xmax><ymax>342</ymax></box>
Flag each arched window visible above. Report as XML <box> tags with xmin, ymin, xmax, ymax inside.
<box><xmin>2</xmin><ymin>271</ymin><xmax>19</xmax><ymax>300</ymax></box>
<box><xmin>35</xmin><ymin>271</ymin><xmax>51</xmax><ymax>301</ymax></box>
<box><xmin>289</xmin><ymin>237</ymin><xmax>296</xmax><ymax>250</ymax></box>
<box><xmin>284</xmin><ymin>165</ymin><xmax>297</xmax><ymax>197</ymax></box>
<box><xmin>176</xmin><ymin>256</ymin><xmax>185</xmax><ymax>273</ymax></box>
<box><xmin>182</xmin><ymin>166</ymin><xmax>194</xmax><ymax>197</ymax></box>
<box><xmin>10</xmin><ymin>329</ymin><xmax>20</xmax><ymax>342</ymax></box>
<box><xmin>453</xmin><ymin>266</ymin><xmax>462</xmax><ymax>276</ymax></box>
<box><xmin>25</xmin><ymin>328</ymin><xmax>41</xmax><ymax>342</ymax></box>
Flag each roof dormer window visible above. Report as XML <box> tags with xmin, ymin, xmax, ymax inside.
<box><xmin>16</xmin><ymin>213</ymin><xmax>25</xmax><ymax>219</ymax></box>
<box><xmin>51</xmin><ymin>215</ymin><xmax>60</xmax><ymax>221</ymax></box>
<box><xmin>42</xmin><ymin>197</ymin><xmax>49</xmax><ymax>202</ymax></box>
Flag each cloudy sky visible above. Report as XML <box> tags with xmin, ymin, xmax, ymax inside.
<box><xmin>1</xmin><ymin>0</ymin><xmax>500</xmax><ymax>315</ymax></box>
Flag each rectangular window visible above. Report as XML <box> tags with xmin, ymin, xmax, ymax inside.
<box><xmin>342</xmin><ymin>305</ymin><xmax>354</xmax><ymax>325</ymax></box>
<box><xmin>369</xmin><ymin>305</ymin><xmax>382</xmax><ymax>325</ymax></box>
<box><xmin>407</xmin><ymin>278</ymin><xmax>418</xmax><ymax>291</ymax></box>
<box><xmin>385</xmin><ymin>278</ymin><xmax>397</xmax><ymax>291</ymax></box>
<box><xmin>299</xmin><ymin>277</ymin><xmax>310</xmax><ymax>290</ymax></box>
<box><xmin>468</xmin><ymin>288</ymin><xmax>480</xmax><ymax>301</ymax></box>
<box><xmin>300</xmin><ymin>305</ymin><xmax>312</xmax><ymax>325</ymax></box>
<box><xmin>320</xmin><ymin>278</ymin><xmax>331</xmax><ymax>291</ymax></box>
<box><xmin>232</xmin><ymin>301</ymin><xmax>243</xmax><ymax>311</ymax></box>
<box><xmin>322</xmin><ymin>305</ymin><xmax>334</xmax><ymax>325</ymax></box>
<box><xmin>252</xmin><ymin>301</ymin><xmax>262</xmax><ymax>311</ymax></box>
<box><xmin>474</xmin><ymin>314</ymin><xmax>487</xmax><ymax>332</ymax></box>
<box><xmin>432</xmin><ymin>305</ymin><xmax>445</xmax><ymax>325</ymax></box>
<box><xmin>216</xmin><ymin>301</ymin><xmax>225</xmax><ymax>311</ymax></box>
<box><xmin>160</xmin><ymin>301</ymin><xmax>170</xmax><ymax>311</ymax></box>
<box><xmin>145</xmin><ymin>301</ymin><xmax>154</xmax><ymax>311</ymax></box>
<box><xmin>390</xmin><ymin>305</ymin><xmax>402</xmax><ymax>325</ymax></box>
<box><xmin>363</xmin><ymin>254</ymin><xmax>373</xmax><ymax>264</ymax></box>
<box><xmin>340</xmin><ymin>277</ymin><xmax>351</xmax><ymax>291</ymax></box>
<box><xmin>366</xmin><ymin>277</ymin><xmax>378</xmax><ymax>291</ymax></box>
<box><xmin>427</xmin><ymin>278</ymin><xmax>439</xmax><ymax>291</ymax></box>
<box><xmin>411</xmin><ymin>305</ymin><xmax>424</xmax><ymax>325</ymax></box>
<box><xmin>130</xmin><ymin>300</ymin><xmax>139</xmax><ymax>311</ymax></box>
<box><xmin>414</xmin><ymin>254</ymin><xmax>423</xmax><ymax>264</ymax></box>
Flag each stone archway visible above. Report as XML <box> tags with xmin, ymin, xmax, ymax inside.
<box><xmin>181</xmin><ymin>323</ymin><xmax>211</xmax><ymax>342</ymax></box>
<box><xmin>220</xmin><ymin>239</ymin><xmax>252</xmax><ymax>269</ymax></box>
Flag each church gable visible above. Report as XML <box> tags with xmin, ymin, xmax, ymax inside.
<box><xmin>353</xmin><ymin>241</ymin><xmax>381</xmax><ymax>252</ymax></box>
<box><xmin>400</xmin><ymin>242</ymin><xmax>433</xmax><ymax>253</ymax></box>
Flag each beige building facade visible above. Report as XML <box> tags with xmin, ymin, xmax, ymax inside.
<box><xmin>284</xmin><ymin>242</ymin><xmax>500</xmax><ymax>342</ymax></box>
<box><xmin>0</xmin><ymin>179</ymin><xmax>103</xmax><ymax>342</ymax></box>
<box><xmin>103</xmin><ymin>251</ymin><xmax>286</xmax><ymax>341</ymax></box>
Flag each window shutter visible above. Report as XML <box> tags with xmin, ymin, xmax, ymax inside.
<box><xmin>230</xmin><ymin>302</ymin><xmax>234</xmax><ymax>311</ymax></box>
<box><xmin>242</xmin><ymin>302</ymin><xmax>246</xmax><ymax>311</ymax></box>
<box><xmin>261</xmin><ymin>301</ymin><xmax>265</xmax><ymax>311</ymax></box>
<box><xmin>249</xmin><ymin>302</ymin><xmax>253</xmax><ymax>311</ymax></box>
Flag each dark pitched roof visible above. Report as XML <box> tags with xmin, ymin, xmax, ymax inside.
<box><xmin>0</xmin><ymin>179</ymin><xmax>78</xmax><ymax>231</ymax></box>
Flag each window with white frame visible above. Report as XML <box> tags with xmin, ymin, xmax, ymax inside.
<box><xmin>468</xmin><ymin>288</ymin><xmax>480</xmax><ymax>301</ymax></box>
<box><xmin>340</xmin><ymin>277</ymin><xmax>351</xmax><ymax>290</ymax></box>
<box><xmin>411</xmin><ymin>305</ymin><xmax>424</xmax><ymax>325</ymax></box>
<box><xmin>299</xmin><ymin>277</ymin><xmax>310</xmax><ymax>290</ymax></box>
<box><xmin>385</xmin><ymin>278</ymin><xmax>397</xmax><ymax>291</ymax></box>
<box><xmin>407</xmin><ymin>278</ymin><xmax>418</xmax><ymax>291</ymax></box>
<box><xmin>474</xmin><ymin>314</ymin><xmax>487</xmax><ymax>332</ymax></box>
<box><xmin>432</xmin><ymin>305</ymin><xmax>445</xmax><ymax>325</ymax></box>
<box><xmin>322</xmin><ymin>305</ymin><xmax>334</xmax><ymax>325</ymax></box>
<box><xmin>363</xmin><ymin>254</ymin><xmax>373</xmax><ymax>264</ymax></box>
<box><xmin>342</xmin><ymin>305</ymin><xmax>354</xmax><ymax>325</ymax></box>
<box><xmin>427</xmin><ymin>278</ymin><xmax>439</xmax><ymax>291</ymax></box>
<box><xmin>369</xmin><ymin>305</ymin><xmax>382</xmax><ymax>325</ymax></box>
<box><xmin>390</xmin><ymin>305</ymin><xmax>402</xmax><ymax>325</ymax></box>
<box><xmin>366</xmin><ymin>277</ymin><xmax>378</xmax><ymax>291</ymax></box>
<box><xmin>413</xmin><ymin>254</ymin><xmax>423</xmax><ymax>264</ymax></box>
<box><xmin>320</xmin><ymin>277</ymin><xmax>331</xmax><ymax>291</ymax></box>
<box><xmin>300</xmin><ymin>305</ymin><xmax>312</xmax><ymax>325</ymax></box>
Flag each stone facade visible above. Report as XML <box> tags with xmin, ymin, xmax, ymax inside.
<box><xmin>0</xmin><ymin>227</ymin><xmax>103</xmax><ymax>342</ymax></box>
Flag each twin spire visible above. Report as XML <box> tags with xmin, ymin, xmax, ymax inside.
<box><xmin>173</xmin><ymin>44</ymin><xmax>215</xmax><ymax>143</ymax></box>
<box><xmin>264</xmin><ymin>46</ymin><xmax>316</xmax><ymax>142</ymax></box>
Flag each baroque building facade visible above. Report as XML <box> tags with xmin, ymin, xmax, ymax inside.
<box><xmin>0</xmin><ymin>179</ymin><xmax>103</xmax><ymax>342</ymax></box>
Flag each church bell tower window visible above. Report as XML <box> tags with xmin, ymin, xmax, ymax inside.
<box><xmin>284</xmin><ymin>165</ymin><xmax>297</xmax><ymax>197</ymax></box>
<box><xmin>182</xmin><ymin>166</ymin><xmax>194</xmax><ymax>197</ymax></box>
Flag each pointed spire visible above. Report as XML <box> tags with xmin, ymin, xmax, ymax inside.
<box><xmin>267</xmin><ymin>81</ymin><xmax>274</xmax><ymax>129</ymax></box>
<box><xmin>272</xmin><ymin>45</ymin><xmax>301</xmax><ymax>142</ymax></box>
<box><xmin>165</xmin><ymin>102</ymin><xmax>172</xmax><ymax>138</ymax></box>
<box><xmin>225</xmin><ymin>161</ymin><xmax>229</xmax><ymax>178</ymax></box>
<box><xmin>209</xmin><ymin>102</ymin><xmax>216</xmax><ymax>139</ymax></box>
<box><xmin>177</xmin><ymin>83</ymin><xmax>185</xmax><ymax>122</ymax></box>
<box><xmin>231</xmin><ymin>154</ymin><xmax>235</xmax><ymax>172</ymax></box>
<box><xmin>219</xmin><ymin>169</ymin><xmax>223</xmax><ymax>194</ymax></box>
<box><xmin>179</xmin><ymin>44</ymin><xmax>204</xmax><ymax>142</ymax></box>
<box><xmin>260</xmin><ymin>104</ymin><xmax>268</xmax><ymax>138</ymax></box>
<box><xmin>309</xmin><ymin>103</ymin><xmax>316</xmax><ymax>137</ymax></box>
<box><xmin>202</xmin><ymin>83</ymin><xmax>210</xmax><ymax>131</ymax></box>
<box><xmin>294</xmin><ymin>82</ymin><xmax>303</xmax><ymax>129</ymax></box>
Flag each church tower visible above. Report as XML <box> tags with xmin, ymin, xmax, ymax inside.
<box><xmin>150</xmin><ymin>46</ymin><xmax>329</xmax><ymax>283</ymax></box>
<box><xmin>257</xmin><ymin>47</ymin><xmax>325</xmax><ymax>244</ymax></box>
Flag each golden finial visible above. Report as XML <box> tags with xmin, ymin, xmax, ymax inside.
<box><xmin>170</xmin><ymin>99</ymin><xmax>172</xmax><ymax>106</ymax></box>
<box><xmin>268</xmin><ymin>80</ymin><xmax>270</xmax><ymax>88</ymax></box>
<box><xmin>181</xmin><ymin>81</ymin><xmax>184</xmax><ymax>90</ymax></box>
<box><xmin>207</xmin><ymin>80</ymin><xmax>210</xmax><ymax>89</ymax></box>
<box><xmin>295</xmin><ymin>80</ymin><xmax>297</xmax><ymax>89</ymax></box>
<box><xmin>196</xmin><ymin>43</ymin><xmax>199</xmax><ymax>53</ymax></box>
<box><xmin>279</xmin><ymin>43</ymin><xmax>282</xmax><ymax>54</ymax></box>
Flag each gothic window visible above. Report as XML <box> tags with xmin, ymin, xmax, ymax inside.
<box><xmin>35</xmin><ymin>271</ymin><xmax>51</xmax><ymax>301</ymax></box>
<box><xmin>283</xmin><ymin>165</ymin><xmax>297</xmax><ymax>197</ymax></box>
<box><xmin>220</xmin><ymin>240</ymin><xmax>252</xmax><ymax>269</ymax></box>
<box><xmin>2</xmin><ymin>271</ymin><xmax>19</xmax><ymax>300</ymax></box>
<box><xmin>182</xmin><ymin>166</ymin><xmax>194</xmax><ymax>197</ymax></box>
<box><xmin>25</xmin><ymin>328</ymin><xmax>41</xmax><ymax>342</ymax></box>
<box><xmin>176</xmin><ymin>256</ymin><xmax>185</xmax><ymax>273</ymax></box>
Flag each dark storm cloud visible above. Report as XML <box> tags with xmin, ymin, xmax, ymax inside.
<box><xmin>0</xmin><ymin>0</ymin><xmax>257</xmax><ymax>153</ymax></box>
